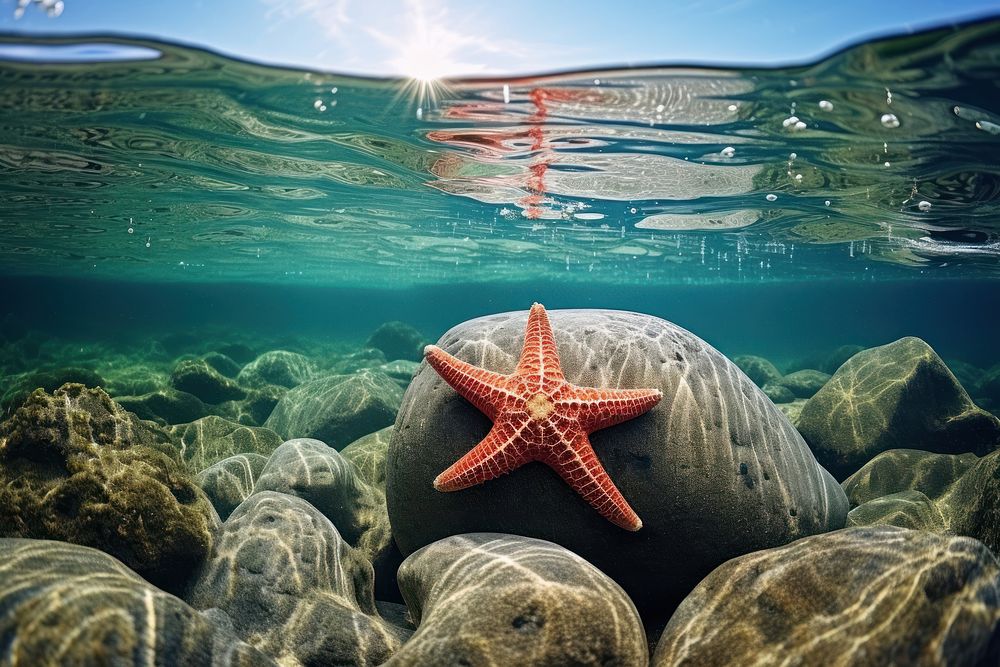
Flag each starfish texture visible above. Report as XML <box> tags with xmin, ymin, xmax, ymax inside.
<box><xmin>424</xmin><ymin>303</ymin><xmax>662</xmax><ymax>531</ymax></box>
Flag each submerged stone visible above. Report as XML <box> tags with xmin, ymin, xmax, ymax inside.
<box><xmin>167</xmin><ymin>415</ymin><xmax>283</xmax><ymax>472</ymax></box>
<box><xmin>0</xmin><ymin>366</ymin><xmax>105</xmax><ymax>415</ymax></box>
<box><xmin>653</xmin><ymin>526</ymin><xmax>1000</xmax><ymax>666</ymax></box>
<box><xmin>387</xmin><ymin>309</ymin><xmax>847</xmax><ymax>610</ymax></box>
<box><xmin>341</xmin><ymin>426</ymin><xmax>393</xmax><ymax>489</ymax></box>
<box><xmin>171</xmin><ymin>358</ymin><xmax>247</xmax><ymax>405</ymax></box>
<box><xmin>733</xmin><ymin>354</ymin><xmax>782</xmax><ymax>388</ymax></box>
<box><xmin>196</xmin><ymin>453</ymin><xmax>269</xmax><ymax>520</ymax></box>
<box><xmin>776</xmin><ymin>368</ymin><xmax>831</xmax><ymax>398</ymax></box>
<box><xmin>386</xmin><ymin>533</ymin><xmax>648</xmax><ymax>667</ymax></box>
<box><xmin>237</xmin><ymin>350</ymin><xmax>316</xmax><ymax>389</ymax></box>
<box><xmin>116</xmin><ymin>387</ymin><xmax>211</xmax><ymax>425</ymax></box>
<box><xmin>366</xmin><ymin>320</ymin><xmax>428</xmax><ymax>362</ymax></box>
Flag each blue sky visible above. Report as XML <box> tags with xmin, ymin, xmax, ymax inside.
<box><xmin>2</xmin><ymin>0</ymin><xmax>998</xmax><ymax>77</ymax></box>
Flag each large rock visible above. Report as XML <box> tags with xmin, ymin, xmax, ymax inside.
<box><xmin>386</xmin><ymin>533</ymin><xmax>647</xmax><ymax>666</ymax></box>
<box><xmin>387</xmin><ymin>309</ymin><xmax>847</xmax><ymax>610</ymax></box>
<box><xmin>0</xmin><ymin>384</ymin><xmax>216</xmax><ymax>592</ymax></box>
<box><xmin>653</xmin><ymin>526</ymin><xmax>1000</xmax><ymax>666</ymax></box>
<box><xmin>171</xmin><ymin>358</ymin><xmax>247</xmax><ymax>404</ymax></box>
<box><xmin>776</xmin><ymin>368</ymin><xmax>831</xmax><ymax>399</ymax></box>
<box><xmin>186</xmin><ymin>492</ymin><xmax>408</xmax><ymax>666</ymax></box>
<box><xmin>0</xmin><ymin>366</ymin><xmax>105</xmax><ymax>414</ymax></box>
<box><xmin>167</xmin><ymin>415</ymin><xmax>283</xmax><ymax>472</ymax></box>
<box><xmin>196</xmin><ymin>453</ymin><xmax>269</xmax><ymax>520</ymax></box>
<box><xmin>798</xmin><ymin>337</ymin><xmax>1000</xmax><ymax>480</ymax></box>
<box><xmin>116</xmin><ymin>387</ymin><xmax>211</xmax><ymax>425</ymax></box>
<box><xmin>733</xmin><ymin>354</ymin><xmax>782</xmax><ymax>388</ymax></box>
<box><xmin>265</xmin><ymin>369</ymin><xmax>403</xmax><ymax>448</ymax></box>
<box><xmin>366</xmin><ymin>320</ymin><xmax>427</xmax><ymax>362</ymax></box>
<box><xmin>0</xmin><ymin>538</ymin><xmax>274</xmax><ymax>666</ymax></box>
<box><xmin>341</xmin><ymin>426</ymin><xmax>393</xmax><ymax>489</ymax></box>
<box><xmin>845</xmin><ymin>448</ymin><xmax>1000</xmax><ymax>553</ymax></box>
<box><xmin>236</xmin><ymin>350</ymin><xmax>316</xmax><ymax>389</ymax></box>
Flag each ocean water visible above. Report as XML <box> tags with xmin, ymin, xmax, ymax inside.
<box><xmin>2</xmin><ymin>15</ymin><xmax>1000</xmax><ymax>667</ymax></box>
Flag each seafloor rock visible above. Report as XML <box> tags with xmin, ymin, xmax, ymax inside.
<box><xmin>366</xmin><ymin>321</ymin><xmax>428</xmax><ymax>362</ymax></box>
<box><xmin>237</xmin><ymin>349</ymin><xmax>316</xmax><ymax>389</ymax></box>
<box><xmin>265</xmin><ymin>369</ymin><xmax>403</xmax><ymax>448</ymax></box>
<box><xmin>776</xmin><ymin>398</ymin><xmax>808</xmax><ymax>427</ymax></box>
<box><xmin>101</xmin><ymin>364</ymin><xmax>168</xmax><ymax>397</ymax></box>
<box><xmin>733</xmin><ymin>354</ymin><xmax>782</xmax><ymax>388</ymax></box>
<box><xmin>171</xmin><ymin>358</ymin><xmax>247</xmax><ymax>405</ymax></box>
<box><xmin>167</xmin><ymin>415</ymin><xmax>283</xmax><ymax>472</ymax></box>
<box><xmin>253</xmin><ymin>438</ymin><xmax>392</xmax><ymax>563</ymax></box>
<box><xmin>329</xmin><ymin>348</ymin><xmax>387</xmax><ymax>375</ymax></box>
<box><xmin>0</xmin><ymin>384</ymin><xmax>215</xmax><ymax>592</ymax></box>
<box><xmin>242</xmin><ymin>384</ymin><xmax>287</xmax><ymax>424</ymax></box>
<box><xmin>388</xmin><ymin>309</ymin><xmax>847</xmax><ymax>610</ymax></box>
<box><xmin>845</xmin><ymin>449</ymin><xmax>1000</xmax><ymax>554</ymax></box>
<box><xmin>116</xmin><ymin>387</ymin><xmax>211</xmax><ymax>425</ymax></box>
<box><xmin>776</xmin><ymin>368</ymin><xmax>831</xmax><ymax>398</ymax></box>
<box><xmin>186</xmin><ymin>492</ymin><xmax>408</xmax><ymax>666</ymax></box>
<box><xmin>379</xmin><ymin>359</ymin><xmax>420</xmax><ymax>389</ymax></box>
<box><xmin>762</xmin><ymin>382</ymin><xmax>795</xmax><ymax>403</ymax></box>
<box><xmin>0</xmin><ymin>365</ymin><xmax>105</xmax><ymax>414</ymax></box>
<box><xmin>342</xmin><ymin>426</ymin><xmax>392</xmax><ymax>489</ymax></box>
<box><xmin>652</xmin><ymin>526</ymin><xmax>1000</xmax><ymax>666</ymax></box>
<box><xmin>196</xmin><ymin>453</ymin><xmax>269</xmax><ymax>520</ymax></box>
<box><xmin>203</xmin><ymin>351</ymin><xmax>242</xmax><ymax>378</ymax></box>
<box><xmin>797</xmin><ymin>337</ymin><xmax>1000</xmax><ymax>480</ymax></box>
<box><xmin>821</xmin><ymin>344</ymin><xmax>866</xmax><ymax>375</ymax></box>
<box><xmin>0</xmin><ymin>538</ymin><xmax>275</xmax><ymax>666</ymax></box>
<box><xmin>387</xmin><ymin>533</ymin><xmax>647</xmax><ymax>666</ymax></box>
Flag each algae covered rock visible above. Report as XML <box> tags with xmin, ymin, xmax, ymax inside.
<box><xmin>822</xmin><ymin>344</ymin><xmax>865</xmax><ymax>374</ymax></box>
<box><xmin>843</xmin><ymin>448</ymin><xmax>980</xmax><ymax>507</ymax></box>
<box><xmin>171</xmin><ymin>357</ymin><xmax>247</xmax><ymax>404</ymax></box>
<box><xmin>366</xmin><ymin>320</ymin><xmax>427</xmax><ymax>362</ymax></box>
<box><xmin>386</xmin><ymin>533</ymin><xmax>647</xmax><ymax>667</ymax></box>
<box><xmin>167</xmin><ymin>415</ymin><xmax>283</xmax><ymax>472</ymax></box>
<box><xmin>186</xmin><ymin>492</ymin><xmax>408</xmax><ymax>666</ymax></box>
<box><xmin>116</xmin><ymin>387</ymin><xmax>211</xmax><ymax>425</ymax></box>
<box><xmin>342</xmin><ymin>426</ymin><xmax>392</xmax><ymax>489</ymax></box>
<box><xmin>797</xmin><ymin>337</ymin><xmax>1000</xmax><ymax>480</ymax></box>
<box><xmin>237</xmin><ymin>350</ymin><xmax>316</xmax><ymax>389</ymax></box>
<box><xmin>265</xmin><ymin>369</ymin><xmax>403</xmax><ymax>447</ymax></box>
<box><xmin>0</xmin><ymin>538</ymin><xmax>275</xmax><ymax>666</ymax></box>
<box><xmin>776</xmin><ymin>368</ymin><xmax>830</xmax><ymax>398</ymax></box>
<box><xmin>0</xmin><ymin>365</ymin><xmax>105</xmax><ymax>414</ymax></box>
<box><xmin>653</xmin><ymin>526</ymin><xmax>1000</xmax><ymax>666</ymax></box>
<box><xmin>0</xmin><ymin>384</ymin><xmax>216</xmax><ymax>591</ymax></box>
<box><xmin>379</xmin><ymin>359</ymin><xmax>420</xmax><ymax>388</ymax></box>
<box><xmin>762</xmin><ymin>382</ymin><xmax>795</xmax><ymax>403</ymax></box>
<box><xmin>196</xmin><ymin>453</ymin><xmax>269</xmax><ymax>520</ymax></box>
<box><xmin>388</xmin><ymin>309</ymin><xmax>847</xmax><ymax>610</ymax></box>
<box><xmin>203</xmin><ymin>351</ymin><xmax>241</xmax><ymax>378</ymax></box>
<box><xmin>733</xmin><ymin>354</ymin><xmax>782</xmax><ymax>388</ymax></box>
<box><xmin>329</xmin><ymin>347</ymin><xmax>387</xmax><ymax>374</ymax></box>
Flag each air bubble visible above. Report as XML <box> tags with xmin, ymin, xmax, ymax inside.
<box><xmin>782</xmin><ymin>115</ymin><xmax>799</xmax><ymax>128</ymax></box>
<box><xmin>789</xmin><ymin>152</ymin><xmax>797</xmax><ymax>160</ymax></box>
<box><xmin>824</xmin><ymin>200</ymin><xmax>831</xmax><ymax>206</ymax></box>
<box><xmin>313</xmin><ymin>99</ymin><xmax>324</xmax><ymax>110</ymax></box>
<box><xmin>629</xmin><ymin>207</ymin><xmax>637</xmax><ymax>214</ymax></box>
<box><xmin>818</xmin><ymin>100</ymin><xmax>833</xmax><ymax>111</ymax></box>
<box><xmin>918</xmin><ymin>200</ymin><xmax>932</xmax><ymax>212</ymax></box>
<box><xmin>727</xmin><ymin>104</ymin><xmax>738</xmax><ymax>112</ymax></box>
<box><xmin>880</xmin><ymin>113</ymin><xmax>900</xmax><ymax>128</ymax></box>
<box><xmin>884</xmin><ymin>161</ymin><xmax>891</xmax><ymax>167</ymax></box>
<box><xmin>794</xmin><ymin>121</ymin><xmax>807</xmax><ymax>131</ymax></box>
<box><xmin>766</xmin><ymin>194</ymin><xmax>778</xmax><ymax>202</ymax></box>
<box><xmin>794</xmin><ymin>174</ymin><xmax>803</xmax><ymax>181</ymax></box>
<box><xmin>721</xmin><ymin>146</ymin><xmax>735</xmax><ymax>158</ymax></box>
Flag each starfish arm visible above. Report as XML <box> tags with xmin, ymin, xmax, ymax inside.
<box><xmin>567</xmin><ymin>387</ymin><xmax>662</xmax><ymax>432</ymax></box>
<box><xmin>545</xmin><ymin>433</ymin><xmax>642</xmax><ymax>531</ymax></box>
<box><xmin>515</xmin><ymin>303</ymin><xmax>565</xmax><ymax>382</ymax></box>
<box><xmin>433</xmin><ymin>421</ymin><xmax>530</xmax><ymax>491</ymax></box>
<box><xmin>424</xmin><ymin>345</ymin><xmax>512</xmax><ymax>420</ymax></box>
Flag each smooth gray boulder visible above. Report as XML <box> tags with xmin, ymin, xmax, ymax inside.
<box><xmin>186</xmin><ymin>492</ymin><xmax>408</xmax><ymax>666</ymax></box>
<box><xmin>653</xmin><ymin>526</ymin><xmax>1000</xmax><ymax>666</ymax></box>
<box><xmin>0</xmin><ymin>538</ymin><xmax>274</xmax><ymax>666</ymax></box>
<box><xmin>798</xmin><ymin>337</ymin><xmax>1000</xmax><ymax>480</ymax></box>
<box><xmin>196</xmin><ymin>453</ymin><xmax>269</xmax><ymax>519</ymax></box>
<box><xmin>264</xmin><ymin>369</ymin><xmax>403</xmax><ymax>448</ymax></box>
<box><xmin>733</xmin><ymin>354</ymin><xmax>782</xmax><ymax>387</ymax></box>
<box><xmin>387</xmin><ymin>309</ymin><xmax>847</xmax><ymax>609</ymax></box>
<box><xmin>386</xmin><ymin>533</ymin><xmax>647</xmax><ymax>666</ymax></box>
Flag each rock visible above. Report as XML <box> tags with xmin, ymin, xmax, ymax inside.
<box><xmin>733</xmin><ymin>354</ymin><xmax>782</xmax><ymax>388</ymax></box>
<box><xmin>242</xmin><ymin>384</ymin><xmax>286</xmax><ymax>424</ymax></box>
<box><xmin>265</xmin><ymin>369</ymin><xmax>403</xmax><ymax>448</ymax></box>
<box><xmin>342</xmin><ymin>426</ymin><xmax>392</xmax><ymax>489</ymax></box>
<box><xmin>388</xmin><ymin>309</ymin><xmax>847</xmax><ymax>610</ymax></box>
<box><xmin>167</xmin><ymin>416</ymin><xmax>283</xmax><ymax>472</ymax></box>
<box><xmin>116</xmin><ymin>387</ymin><xmax>211</xmax><ymax>425</ymax></box>
<box><xmin>762</xmin><ymin>382</ymin><xmax>795</xmax><ymax>403</ymax></box>
<box><xmin>101</xmin><ymin>365</ymin><xmax>168</xmax><ymax>397</ymax></box>
<box><xmin>237</xmin><ymin>350</ymin><xmax>316</xmax><ymax>389</ymax></box>
<box><xmin>386</xmin><ymin>533</ymin><xmax>648</xmax><ymax>667</ymax></box>
<box><xmin>196</xmin><ymin>453</ymin><xmax>269</xmax><ymax>520</ymax></box>
<box><xmin>776</xmin><ymin>368</ymin><xmax>831</xmax><ymax>398</ymax></box>
<box><xmin>0</xmin><ymin>538</ymin><xmax>274</xmax><ymax>666</ymax></box>
<box><xmin>949</xmin><ymin>451</ymin><xmax>1000</xmax><ymax>554</ymax></box>
<box><xmin>366</xmin><ymin>321</ymin><xmax>427</xmax><ymax>362</ymax></box>
<box><xmin>216</xmin><ymin>342</ymin><xmax>257</xmax><ymax>365</ymax></box>
<box><xmin>947</xmin><ymin>359</ymin><xmax>987</xmax><ymax>396</ymax></box>
<box><xmin>0</xmin><ymin>384</ymin><xmax>216</xmax><ymax>592</ymax></box>
<box><xmin>171</xmin><ymin>358</ymin><xmax>247</xmax><ymax>405</ymax></box>
<box><xmin>652</xmin><ymin>526</ymin><xmax>1000</xmax><ymax>666</ymax></box>
<box><xmin>846</xmin><ymin>490</ymin><xmax>946</xmax><ymax>531</ymax></box>
<box><xmin>379</xmin><ymin>359</ymin><xmax>420</xmax><ymax>388</ymax></box>
<box><xmin>821</xmin><ymin>344</ymin><xmax>865</xmax><ymax>374</ymax></box>
<box><xmin>776</xmin><ymin>398</ymin><xmax>808</xmax><ymax>427</ymax></box>
<box><xmin>843</xmin><ymin>449</ymin><xmax>980</xmax><ymax>507</ymax></box>
<box><xmin>0</xmin><ymin>366</ymin><xmax>105</xmax><ymax>414</ymax></box>
<box><xmin>329</xmin><ymin>348</ymin><xmax>387</xmax><ymax>374</ymax></box>
<box><xmin>203</xmin><ymin>351</ymin><xmax>241</xmax><ymax>378</ymax></box>
<box><xmin>186</xmin><ymin>492</ymin><xmax>408</xmax><ymax>666</ymax></box>
<box><xmin>798</xmin><ymin>337</ymin><xmax>1000</xmax><ymax>480</ymax></box>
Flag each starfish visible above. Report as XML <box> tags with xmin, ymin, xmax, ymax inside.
<box><xmin>424</xmin><ymin>303</ymin><xmax>662</xmax><ymax>531</ymax></box>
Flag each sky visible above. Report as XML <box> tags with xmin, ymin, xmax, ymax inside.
<box><xmin>1</xmin><ymin>0</ymin><xmax>998</xmax><ymax>78</ymax></box>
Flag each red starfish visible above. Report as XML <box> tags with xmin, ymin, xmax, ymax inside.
<box><xmin>424</xmin><ymin>303</ymin><xmax>662</xmax><ymax>531</ymax></box>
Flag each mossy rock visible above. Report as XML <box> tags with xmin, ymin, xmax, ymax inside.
<box><xmin>798</xmin><ymin>337</ymin><xmax>1000</xmax><ymax>480</ymax></box>
<box><xmin>378</xmin><ymin>359</ymin><xmax>420</xmax><ymax>389</ymax></box>
<box><xmin>171</xmin><ymin>358</ymin><xmax>247</xmax><ymax>405</ymax></box>
<box><xmin>167</xmin><ymin>415</ymin><xmax>283</xmax><ymax>472</ymax></box>
<box><xmin>202</xmin><ymin>351</ymin><xmax>241</xmax><ymax>378</ymax></box>
<box><xmin>101</xmin><ymin>365</ymin><xmax>169</xmax><ymax>397</ymax></box>
<box><xmin>341</xmin><ymin>426</ymin><xmax>393</xmax><ymax>489</ymax></box>
<box><xmin>116</xmin><ymin>387</ymin><xmax>211</xmax><ymax>425</ymax></box>
<box><xmin>777</xmin><ymin>369</ymin><xmax>831</xmax><ymax>399</ymax></box>
<box><xmin>733</xmin><ymin>354</ymin><xmax>782</xmax><ymax>388</ymax></box>
<box><xmin>763</xmin><ymin>382</ymin><xmax>796</xmax><ymax>404</ymax></box>
<box><xmin>776</xmin><ymin>399</ymin><xmax>808</xmax><ymax>427</ymax></box>
<box><xmin>366</xmin><ymin>321</ymin><xmax>428</xmax><ymax>362</ymax></box>
<box><xmin>0</xmin><ymin>384</ymin><xmax>216</xmax><ymax>592</ymax></box>
<box><xmin>216</xmin><ymin>342</ymin><xmax>257</xmax><ymax>365</ymax></box>
<box><xmin>822</xmin><ymin>344</ymin><xmax>865</xmax><ymax>375</ymax></box>
<box><xmin>1</xmin><ymin>366</ymin><xmax>105</xmax><ymax>415</ymax></box>
<box><xmin>237</xmin><ymin>350</ymin><xmax>317</xmax><ymax>389</ymax></box>
<box><xmin>243</xmin><ymin>384</ymin><xmax>287</xmax><ymax>424</ymax></box>
<box><xmin>196</xmin><ymin>453</ymin><xmax>269</xmax><ymax>520</ymax></box>
<box><xmin>329</xmin><ymin>348</ymin><xmax>387</xmax><ymax>375</ymax></box>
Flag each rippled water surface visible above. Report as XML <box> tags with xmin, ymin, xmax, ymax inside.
<box><xmin>1</xmin><ymin>19</ymin><xmax>999</xmax><ymax>286</ymax></box>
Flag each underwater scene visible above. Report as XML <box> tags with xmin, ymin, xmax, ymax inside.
<box><xmin>2</xmin><ymin>11</ymin><xmax>1000</xmax><ymax>667</ymax></box>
